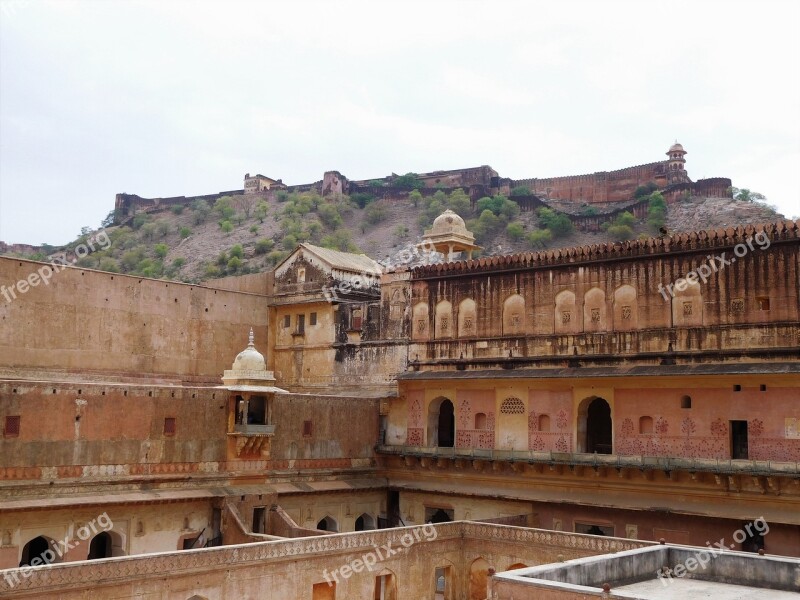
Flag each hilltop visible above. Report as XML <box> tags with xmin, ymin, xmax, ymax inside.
<box><xmin>0</xmin><ymin>186</ymin><xmax>784</xmax><ymax>284</ymax></box>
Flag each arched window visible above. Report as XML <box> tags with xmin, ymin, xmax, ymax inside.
<box><xmin>435</xmin><ymin>300</ymin><xmax>453</xmax><ymax>339</ymax></box>
<box><xmin>474</xmin><ymin>412</ymin><xmax>487</xmax><ymax>430</ymax></box>
<box><xmin>412</xmin><ymin>302</ymin><xmax>429</xmax><ymax>341</ymax></box>
<box><xmin>639</xmin><ymin>416</ymin><xmax>653</xmax><ymax>434</ymax></box>
<box><xmin>555</xmin><ymin>290</ymin><xmax>578</xmax><ymax>334</ymax></box>
<box><xmin>457</xmin><ymin>298</ymin><xmax>477</xmax><ymax>337</ymax></box>
<box><xmin>499</xmin><ymin>397</ymin><xmax>525</xmax><ymax>414</ymax></box>
<box><xmin>316</xmin><ymin>516</ymin><xmax>338</xmax><ymax>532</ymax></box>
<box><xmin>354</xmin><ymin>513</ymin><xmax>375</xmax><ymax>531</ymax></box>
<box><xmin>502</xmin><ymin>294</ymin><xmax>525</xmax><ymax>335</ymax></box>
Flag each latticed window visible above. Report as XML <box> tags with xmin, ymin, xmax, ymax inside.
<box><xmin>500</xmin><ymin>398</ymin><xmax>525</xmax><ymax>414</ymax></box>
<box><xmin>164</xmin><ymin>417</ymin><xmax>176</xmax><ymax>436</ymax></box>
<box><xmin>4</xmin><ymin>416</ymin><xmax>20</xmax><ymax>437</ymax></box>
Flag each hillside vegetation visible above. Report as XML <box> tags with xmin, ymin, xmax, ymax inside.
<box><xmin>6</xmin><ymin>180</ymin><xmax>784</xmax><ymax>284</ymax></box>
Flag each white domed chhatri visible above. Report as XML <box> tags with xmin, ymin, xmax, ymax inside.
<box><xmin>231</xmin><ymin>328</ymin><xmax>266</xmax><ymax>372</ymax></box>
<box><xmin>420</xmin><ymin>209</ymin><xmax>481</xmax><ymax>263</ymax></box>
<box><xmin>221</xmin><ymin>328</ymin><xmax>284</xmax><ymax>391</ymax></box>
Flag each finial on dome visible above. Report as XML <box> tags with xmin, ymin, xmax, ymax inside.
<box><xmin>248</xmin><ymin>327</ymin><xmax>254</xmax><ymax>347</ymax></box>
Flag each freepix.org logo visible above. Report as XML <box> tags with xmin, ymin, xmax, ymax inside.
<box><xmin>657</xmin><ymin>231</ymin><xmax>770</xmax><ymax>301</ymax></box>
<box><xmin>2</xmin><ymin>512</ymin><xmax>115</xmax><ymax>589</ymax></box>
<box><xmin>1</xmin><ymin>230</ymin><xmax>111</xmax><ymax>304</ymax></box>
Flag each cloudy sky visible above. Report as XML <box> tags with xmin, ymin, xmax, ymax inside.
<box><xmin>1</xmin><ymin>0</ymin><xmax>798</xmax><ymax>245</ymax></box>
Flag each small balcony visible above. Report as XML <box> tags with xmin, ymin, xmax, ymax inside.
<box><xmin>233</xmin><ymin>423</ymin><xmax>275</xmax><ymax>435</ymax></box>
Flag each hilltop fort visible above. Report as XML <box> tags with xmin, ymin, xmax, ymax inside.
<box><xmin>114</xmin><ymin>142</ymin><xmax>732</xmax><ymax>223</ymax></box>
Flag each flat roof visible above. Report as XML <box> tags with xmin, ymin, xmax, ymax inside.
<box><xmin>614</xmin><ymin>578</ymin><xmax>800</xmax><ymax>599</ymax></box>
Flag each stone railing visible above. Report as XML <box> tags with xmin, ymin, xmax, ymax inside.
<box><xmin>376</xmin><ymin>445</ymin><xmax>800</xmax><ymax>476</ymax></box>
<box><xmin>0</xmin><ymin>520</ymin><xmax>654</xmax><ymax>595</ymax></box>
<box><xmin>0</xmin><ymin>522</ymin><xmax>462</xmax><ymax>594</ymax></box>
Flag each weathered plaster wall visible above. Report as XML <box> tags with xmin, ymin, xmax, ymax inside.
<box><xmin>0</xmin><ymin>257</ymin><xmax>269</xmax><ymax>381</ymax></box>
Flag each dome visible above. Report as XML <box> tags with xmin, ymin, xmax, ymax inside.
<box><xmin>430</xmin><ymin>209</ymin><xmax>468</xmax><ymax>235</ymax></box>
<box><xmin>668</xmin><ymin>142</ymin><xmax>685</xmax><ymax>153</ymax></box>
<box><xmin>231</xmin><ymin>329</ymin><xmax>266</xmax><ymax>372</ymax></box>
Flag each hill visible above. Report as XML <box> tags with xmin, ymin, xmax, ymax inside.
<box><xmin>1</xmin><ymin>189</ymin><xmax>784</xmax><ymax>283</ymax></box>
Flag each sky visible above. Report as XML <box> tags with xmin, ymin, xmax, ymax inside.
<box><xmin>1</xmin><ymin>0</ymin><xmax>798</xmax><ymax>245</ymax></box>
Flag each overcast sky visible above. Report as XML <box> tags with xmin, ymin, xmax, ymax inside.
<box><xmin>1</xmin><ymin>0</ymin><xmax>798</xmax><ymax>245</ymax></box>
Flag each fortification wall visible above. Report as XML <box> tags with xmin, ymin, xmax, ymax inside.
<box><xmin>0</xmin><ymin>257</ymin><xmax>269</xmax><ymax>381</ymax></box>
<box><xmin>514</xmin><ymin>161</ymin><xmax>668</xmax><ymax>203</ymax></box>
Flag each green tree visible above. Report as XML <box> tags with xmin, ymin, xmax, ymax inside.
<box><xmin>98</xmin><ymin>257</ymin><xmax>120</xmax><ymax>273</ymax></box>
<box><xmin>255</xmin><ymin>238</ymin><xmax>275</xmax><ymax>255</ymax></box>
<box><xmin>447</xmin><ymin>188</ymin><xmax>472</xmax><ymax>217</ymax></box>
<box><xmin>227</xmin><ymin>256</ymin><xmax>243</xmax><ymax>272</ymax></box>
<box><xmin>254</xmin><ymin>201</ymin><xmax>269</xmax><ymax>223</ymax></box>
<box><xmin>154</xmin><ymin>243</ymin><xmax>168</xmax><ymax>259</ymax></box>
<box><xmin>509</xmin><ymin>185</ymin><xmax>530</xmax><ymax>197</ymax></box>
<box><xmin>351</xmin><ymin>192</ymin><xmax>376</xmax><ymax>209</ymax></box>
<box><xmin>408</xmin><ymin>189</ymin><xmax>423</xmax><ymax>207</ymax></box>
<box><xmin>321</xmin><ymin>229</ymin><xmax>358</xmax><ymax>252</ymax></box>
<box><xmin>607</xmin><ymin>224</ymin><xmax>635</xmax><ymax>241</ymax></box>
<box><xmin>732</xmin><ymin>187</ymin><xmax>766</xmax><ymax>203</ymax></box>
<box><xmin>214</xmin><ymin>196</ymin><xmax>236</xmax><ymax>220</ymax></box>
<box><xmin>318</xmin><ymin>204</ymin><xmax>343</xmax><ymax>229</ymax></box>
<box><xmin>170</xmin><ymin>204</ymin><xmax>184</xmax><ymax>215</ymax></box>
<box><xmin>155</xmin><ymin>219</ymin><xmax>171</xmax><ymax>238</ymax></box>
<box><xmin>192</xmin><ymin>199</ymin><xmax>211</xmax><ymax>224</ymax></box>
<box><xmin>220</xmin><ymin>220</ymin><xmax>234</xmax><ymax>233</ymax></box>
<box><xmin>364</xmin><ymin>202</ymin><xmax>388</xmax><ymax>225</ymax></box>
<box><xmin>528</xmin><ymin>229</ymin><xmax>553</xmax><ymax>248</ymax></box>
<box><xmin>179</xmin><ymin>226</ymin><xmax>191</xmax><ymax>239</ymax></box>
<box><xmin>506</xmin><ymin>222</ymin><xmax>525</xmax><ymax>240</ymax></box>
<box><xmin>536</xmin><ymin>207</ymin><xmax>573</xmax><ymax>237</ymax></box>
<box><xmin>392</xmin><ymin>172</ymin><xmax>425</xmax><ymax>190</ymax></box>
<box><xmin>229</xmin><ymin>244</ymin><xmax>244</xmax><ymax>259</ymax></box>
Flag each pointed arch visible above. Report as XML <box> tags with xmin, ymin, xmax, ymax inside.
<box><xmin>457</xmin><ymin>298</ymin><xmax>477</xmax><ymax>337</ymax></box>
<box><xmin>502</xmin><ymin>294</ymin><xmax>525</xmax><ymax>335</ymax></box>
<box><xmin>435</xmin><ymin>300</ymin><xmax>453</xmax><ymax>339</ymax></box>
<box><xmin>554</xmin><ymin>290</ymin><xmax>578</xmax><ymax>334</ymax></box>
<box><xmin>583</xmin><ymin>287</ymin><xmax>606</xmax><ymax>332</ymax></box>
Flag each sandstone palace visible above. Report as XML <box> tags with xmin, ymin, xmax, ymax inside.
<box><xmin>0</xmin><ymin>145</ymin><xmax>798</xmax><ymax>599</ymax></box>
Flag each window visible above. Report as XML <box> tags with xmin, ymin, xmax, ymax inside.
<box><xmin>164</xmin><ymin>417</ymin><xmax>176</xmax><ymax>436</ymax></box>
<box><xmin>639</xmin><ymin>416</ymin><xmax>653</xmax><ymax>434</ymax></box>
<box><xmin>351</xmin><ymin>308</ymin><xmax>362</xmax><ymax>330</ymax></box>
<box><xmin>538</xmin><ymin>414</ymin><xmax>551</xmax><ymax>432</ymax></box>
<box><xmin>252</xmin><ymin>507</ymin><xmax>266</xmax><ymax>533</ymax></box>
<box><xmin>760</xmin><ymin>385</ymin><xmax>767</xmax><ymax>392</ymax></box>
<box><xmin>733</xmin><ymin>385</ymin><xmax>742</xmax><ymax>392</ymax></box>
<box><xmin>296</xmin><ymin>314</ymin><xmax>305</xmax><ymax>335</ymax></box>
<box><xmin>303</xmin><ymin>420</ymin><xmax>313</xmax><ymax>437</ymax></box>
<box><xmin>474</xmin><ymin>413</ymin><xmax>487</xmax><ymax>430</ymax></box>
<box><xmin>310</xmin><ymin>312</ymin><xmax>317</xmax><ymax>326</ymax></box>
<box><xmin>756</xmin><ymin>297</ymin><xmax>770</xmax><ymax>311</ymax></box>
<box><xmin>283</xmin><ymin>315</ymin><xmax>291</xmax><ymax>328</ymax></box>
<box><xmin>681</xmin><ymin>395</ymin><xmax>692</xmax><ymax>409</ymax></box>
<box><xmin>4</xmin><ymin>415</ymin><xmax>20</xmax><ymax>437</ymax></box>
<box><xmin>297</xmin><ymin>268</ymin><xmax>306</xmax><ymax>283</ymax></box>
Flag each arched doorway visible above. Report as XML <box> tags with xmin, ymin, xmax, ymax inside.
<box><xmin>20</xmin><ymin>536</ymin><xmax>56</xmax><ymax>567</ymax></box>
<box><xmin>578</xmin><ymin>397</ymin><xmax>612</xmax><ymax>454</ymax></box>
<box><xmin>87</xmin><ymin>531</ymin><xmax>112</xmax><ymax>559</ymax></box>
<box><xmin>469</xmin><ymin>557</ymin><xmax>490</xmax><ymax>600</ymax></box>
<box><xmin>427</xmin><ymin>397</ymin><xmax>455</xmax><ymax>448</ymax></box>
